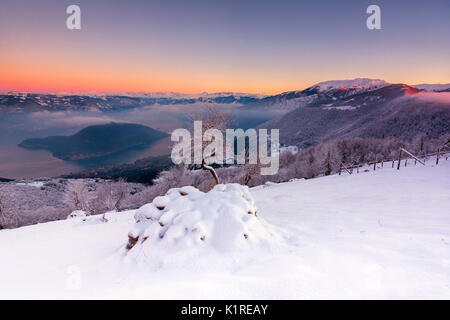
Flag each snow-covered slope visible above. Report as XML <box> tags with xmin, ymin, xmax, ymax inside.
<box><xmin>0</xmin><ymin>161</ymin><xmax>449</xmax><ymax>299</ymax></box>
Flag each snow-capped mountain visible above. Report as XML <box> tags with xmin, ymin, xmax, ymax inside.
<box><xmin>305</xmin><ymin>78</ymin><xmax>388</xmax><ymax>94</ymax></box>
<box><xmin>260</xmin><ymin>83</ymin><xmax>450</xmax><ymax>147</ymax></box>
<box><xmin>2</xmin><ymin>79</ymin><xmax>449</xmax><ymax>114</ymax></box>
<box><xmin>0</xmin><ymin>92</ymin><xmax>264</xmax><ymax>113</ymax></box>
<box><xmin>83</xmin><ymin>91</ymin><xmax>267</xmax><ymax>100</ymax></box>
<box><xmin>244</xmin><ymin>78</ymin><xmax>391</xmax><ymax>112</ymax></box>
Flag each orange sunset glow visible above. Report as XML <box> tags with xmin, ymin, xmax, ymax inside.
<box><xmin>1</xmin><ymin>0</ymin><xmax>449</xmax><ymax>94</ymax></box>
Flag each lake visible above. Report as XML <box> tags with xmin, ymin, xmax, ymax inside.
<box><xmin>0</xmin><ymin>136</ymin><xmax>171</xmax><ymax>180</ymax></box>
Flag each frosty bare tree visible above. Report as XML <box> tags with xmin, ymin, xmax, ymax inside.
<box><xmin>91</xmin><ymin>178</ymin><xmax>132</xmax><ymax>222</ymax></box>
<box><xmin>0</xmin><ymin>193</ymin><xmax>18</xmax><ymax>229</ymax></box>
<box><xmin>154</xmin><ymin>165</ymin><xmax>190</xmax><ymax>192</ymax></box>
<box><xmin>121</xmin><ymin>185</ymin><xmax>162</xmax><ymax>210</ymax></box>
<box><xmin>96</xmin><ymin>178</ymin><xmax>129</xmax><ymax>212</ymax></box>
<box><xmin>241</xmin><ymin>163</ymin><xmax>260</xmax><ymax>186</ymax></box>
<box><xmin>63</xmin><ymin>180</ymin><xmax>94</xmax><ymax>213</ymax></box>
<box><xmin>0</xmin><ymin>194</ymin><xmax>7</xmax><ymax>229</ymax></box>
<box><xmin>190</xmin><ymin>107</ymin><xmax>231</xmax><ymax>185</ymax></box>
<box><xmin>241</xmin><ymin>149</ymin><xmax>263</xmax><ymax>186</ymax></box>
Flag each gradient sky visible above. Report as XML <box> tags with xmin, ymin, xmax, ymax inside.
<box><xmin>0</xmin><ymin>0</ymin><xmax>449</xmax><ymax>94</ymax></box>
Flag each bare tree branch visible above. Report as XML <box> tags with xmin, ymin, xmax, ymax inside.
<box><xmin>189</xmin><ymin>107</ymin><xmax>231</xmax><ymax>185</ymax></box>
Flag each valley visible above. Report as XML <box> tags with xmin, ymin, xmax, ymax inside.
<box><xmin>0</xmin><ymin>79</ymin><xmax>449</xmax><ymax>181</ymax></box>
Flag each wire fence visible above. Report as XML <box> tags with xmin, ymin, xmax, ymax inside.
<box><xmin>338</xmin><ymin>145</ymin><xmax>450</xmax><ymax>176</ymax></box>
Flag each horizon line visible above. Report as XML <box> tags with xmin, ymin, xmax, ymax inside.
<box><xmin>1</xmin><ymin>78</ymin><xmax>450</xmax><ymax>97</ymax></box>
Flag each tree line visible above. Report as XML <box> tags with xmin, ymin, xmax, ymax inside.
<box><xmin>1</xmin><ymin>133</ymin><xmax>449</xmax><ymax>230</ymax></box>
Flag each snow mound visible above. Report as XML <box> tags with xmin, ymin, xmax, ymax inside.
<box><xmin>126</xmin><ymin>184</ymin><xmax>281</xmax><ymax>267</ymax></box>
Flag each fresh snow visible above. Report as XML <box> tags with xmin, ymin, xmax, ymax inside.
<box><xmin>323</xmin><ymin>105</ymin><xmax>359</xmax><ymax>111</ymax></box>
<box><xmin>0</xmin><ymin>161</ymin><xmax>449</xmax><ymax>299</ymax></box>
<box><xmin>279</xmin><ymin>146</ymin><xmax>299</xmax><ymax>155</ymax></box>
<box><xmin>310</xmin><ymin>78</ymin><xmax>388</xmax><ymax>92</ymax></box>
<box><xmin>126</xmin><ymin>184</ymin><xmax>284</xmax><ymax>270</ymax></box>
<box><xmin>16</xmin><ymin>181</ymin><xmax>45</xmax><ymax>188</ymax></box>
<box><xmin>67</xmin><ymin>210</ymin><xmax>87</xmax><ymax>219</ymax></box>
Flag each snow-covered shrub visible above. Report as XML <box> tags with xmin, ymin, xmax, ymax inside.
<box><xmin>94</xmin><ymin>178</ymin><xmax>130</xmax><ymax>213</ymax></box>
<box><xmin>0</xmin><ymin>193</ymin><xmax>18</xmax><ymax>229</ymax></box>
<box><xmin>63</xmin><ymin>180</ymin><xmax>94</xmax><ymax>213</ymax></box>
<box><xmin>126</xmin><ymin>184</ymin><xmax>279</xmax><ymax>266</ymax></box>
<box><xmin>19</xmin><ymin>206</ymin><xmax>71</xmax><ymax>225</ymax></box>
<box><xmin>67</xmin><ymin>210</ymin><xmax>87</xmax><ymax>220</ymax></box>
<box><xmin>120</xmin><ymin>186</ymin><xmax>163</xmax><ymax>212</ymax></box>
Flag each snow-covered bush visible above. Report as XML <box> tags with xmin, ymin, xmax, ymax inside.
<box><xmin>0</xmin><ymin>193</ymin><xmax>17</xmax><ymax>229</ymax></box>
<box><xmin>126</xmin><ymin>184</ymin><xmax>279</xmax><ymax>266</ymax></box>
<box><xmin>94</xmin><ymin>178</ymin><xmax>129</xmax><ymax>213</ymax></box>
<box><xmin>63</xmin><ymin>180</ymin><xmax>94</xmax><ymax>213</ymax></box>
<box><xmin>67</xmin><ymin>210</ymin><xmax>87</xmax><ymax>220</ymax></box>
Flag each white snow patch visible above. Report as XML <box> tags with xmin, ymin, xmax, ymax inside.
<box><xmin>279</xmin><ymin>145</ymin><xmax>299</xmax><ymax>155</ymax></box>
<box><xmin>16</xmin><ymin>181</ymin><xmax>45</xmax><ymax>188</ymax></box>
<box><xmin>67</xmin><ymin>210</ymin><xmax>87</xmax><ymax>220</ymax></box>
<box><xmin>324</xmin><ymin>105</ymin><xmax>358</xmax><ymax>111</ymax></box>
<box><xmin>0</xmin><ymin>161</ymin><xmax>449</xmax><ymax>299</ymax></box>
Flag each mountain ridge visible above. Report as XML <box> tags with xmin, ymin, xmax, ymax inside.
<box><xmin>2</xmin><ymin>78</ymin><xmax>449</xmax><ymax>113</ymax></box>
<box><xmin>259</xmin><ymin>84</ymin><xmax>450</xmax><ymax>147</ymax></box>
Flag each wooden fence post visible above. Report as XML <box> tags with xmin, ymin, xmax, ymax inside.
<box><xmin>392</xmin><ymin>160</ymin><xmax>394</xmax><ymax>168</ymax></box>
<box><xmin>339</xmin><ymin>162</ymin><xmax>342</xmax><ymax>176</ymax></box>
<box><xmin>397</xmin><ymin>149</ymin><xmax>403</xmax><ymax>170</ymax></box>
<box><xmin>436</xmin><ymin>148</ymin><xmax>440</xmax><ymax>165</ymax></box>
<box><xmin>405</xmin><ymin>159</ymin><xmax>408</xmax><ymax>167</ymax></box>
<box><xmin>373</xmin><ymin>153</ymin><xmax>377</xmax><ymax>171</ymax></box>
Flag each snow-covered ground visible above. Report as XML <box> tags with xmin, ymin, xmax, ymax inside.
<box><xmin>0</xmin><ymin>161</ymin><xmax>449</xmax><ymax>299</ymax></box>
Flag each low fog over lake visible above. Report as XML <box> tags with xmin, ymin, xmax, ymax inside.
<box><xmin>0</xmin><ymin>103</ymin><xmax>274</xmax><ymax>179</ymax></box>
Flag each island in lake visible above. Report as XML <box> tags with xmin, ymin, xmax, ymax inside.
<box><xmin>19</xmin><ymin>122</ymin><xmax>168</xmax><ymax>161</ymax></box>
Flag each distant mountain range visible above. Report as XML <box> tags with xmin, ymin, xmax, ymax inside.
<box><xmin>5</xmin><ymin>78</ymin><xmax>450</xmax><ymax>152</ymax></box>
<box><xmin>0</xmin><ymin>92</ymin><xmax>264</xmax><ymax>113</ymax></box>
<box><xmin>19</xmin><ymin>123</ymin><xmax>168</xmax><ymax>161</ymax></box>
<box><xmin>1</xmin><ymin>79</ymin><xmax>449</xmax><ymax>113</ymax></box>
<box><xmin>243</xmin><ymin>78</ymin><xmax>450</xmax><ymax>112</ymax></box>
<box><xmin>258</xmin><ymin>82</ymin><xmax>450</xmax><ymax>147</ymax></box>
<box><xmin>412</xmin><ymin>84</ymin><xmax>450</xmax><ymax>92</ymax></box>
<box><xmin>5</xmin><ymin>78</ymin><xmax>450</xmax><ymax>182</ymax></box>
